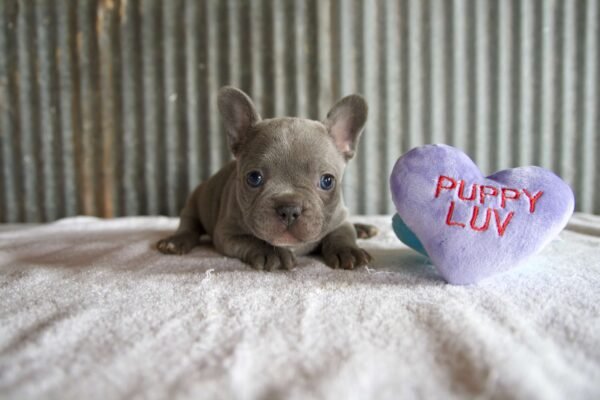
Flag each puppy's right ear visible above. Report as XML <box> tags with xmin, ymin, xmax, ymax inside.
<box><xmin>323</xmin><ymin>94</ymin><xmax>368</xmax><ymax>161</ymax></box>
<box><xmin>217</xmin><ymin>86</ymin><xmax>261</xmax><ymax>156</ymax></box>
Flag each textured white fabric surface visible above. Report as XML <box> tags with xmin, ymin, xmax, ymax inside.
<box><xmin>0</xmin><ymin>214</ymin><xmax>599</xmax><ymax>400</ymax></box>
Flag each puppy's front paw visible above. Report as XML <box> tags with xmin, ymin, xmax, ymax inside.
<box><xmin>246</xmin><ymin>246</ymin><xmax>297</xmax><ymax>271</ymax></box>
<box><xmin>322</xmin><ymin>246</ymin><xmax>372</xmax><ymax>270</ymax></box>
<box><xmin>156</xmin><ymin>233</ymin><xmax>199</xmax><ymax>255</ymax></box>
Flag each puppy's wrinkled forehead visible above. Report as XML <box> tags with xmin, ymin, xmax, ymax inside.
<box><xmin>240</xmin><ymin>117</ymin><xmax>344</xmax><ymax>173</ymax></box>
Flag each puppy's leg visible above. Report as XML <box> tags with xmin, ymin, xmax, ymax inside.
<box><xmin>354</xmin><ymin>223</ymin><xmax>379</xmax><ymax>239</ymax></box>
<box><xmin>157</xmin><ymin>191</ymin><xmax>205</xmax><ymax>255</ymax></box>
<box><xmin>321</xmin><ymin>222</ymin><xmax>372</xmax><ymax>269</ymax></box>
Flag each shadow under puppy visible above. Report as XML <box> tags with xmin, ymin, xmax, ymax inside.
<box><xmin>157</xmin><ymin>86</ymin><xmax>377</xmax><ymax>270</ymax></box>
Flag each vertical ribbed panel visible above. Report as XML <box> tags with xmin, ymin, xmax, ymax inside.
<box><xmin>0</xmin><ymin>0</ymin><xmax>599</xmax><ymax>222</ymax></box>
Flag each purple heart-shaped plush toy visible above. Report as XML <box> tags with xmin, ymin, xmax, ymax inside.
<box><xmin>390</xmin><ymin>144</ymin><xmax>574</xmax><ymax>285</ymax></box>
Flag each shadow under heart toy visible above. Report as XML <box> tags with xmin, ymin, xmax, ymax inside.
<box><xmin>390</xmin><ymin>144</ymin><xmax>574</xmax><ymax>285</ymax></box>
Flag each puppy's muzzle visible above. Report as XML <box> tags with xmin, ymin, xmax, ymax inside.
<box><xmin>276</xmin><ymin>204</ymin><xmax>302</xmax><ymax>227</ymax></box>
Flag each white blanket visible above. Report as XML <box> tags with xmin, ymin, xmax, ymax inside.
<box><xmin>1</xmin><ymin>215</ymin><xmax>599</xmax><ymax>400</ymax></box>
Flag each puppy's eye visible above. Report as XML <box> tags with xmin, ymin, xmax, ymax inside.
<box><xmin>319</xmin><ymin>174</ymin><xmax>335</xmax><ymax>191</ymax></box>
<box><xmin>246</xmin><ymin>170</ymin><xmax>264</xmax><ymax>188</ymax></box>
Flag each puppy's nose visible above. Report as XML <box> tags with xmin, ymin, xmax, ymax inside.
<box><xmin>276</xmin><ymin>205</ymin><xmax>302</xmax><ymax>226</ymax></box>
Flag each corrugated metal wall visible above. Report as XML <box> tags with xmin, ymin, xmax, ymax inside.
<box><xmin>0</xmin><ymin>0</ymin><xmax>598</xmax><ymax>222</ymax></box>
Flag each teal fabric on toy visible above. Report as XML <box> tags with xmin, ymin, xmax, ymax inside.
<box><xmin>391</xmin><ymin>214</ymin><xmax>427</xmax><ymax>257</ymax></box>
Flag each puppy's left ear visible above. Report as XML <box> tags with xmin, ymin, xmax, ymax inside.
<box><xmin>218</xmin><ymin>86</ymin><xmax>261</xmax><ymax>156</ymax></box>
<box><xmin>323</xmin><ymin>94</ymin><xmax>368</xmax><ymax>161</ymax></box>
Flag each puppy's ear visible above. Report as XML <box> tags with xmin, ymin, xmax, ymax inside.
<box><xmin>323</xmin><ymin>94</ymin><xmax>368</xmax><ymax>161</ymax></box>
<box><xmin>218</xmin><ymin>86</ymin><xmax>261</xmax><ymax>156</ymax></box>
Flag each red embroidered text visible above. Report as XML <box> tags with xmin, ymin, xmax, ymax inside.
<box><xmin>435</xmin><ymin>175</ymin><xmax>542</xmax><ymax>236</ymax></box>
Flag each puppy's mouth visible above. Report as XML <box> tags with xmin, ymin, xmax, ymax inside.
<box><xmin>270</xmin><ymin>231</ymin><xmax>302</xmax><ymax>247</ymax></box>
<box><xmin>247</xmin><ymin>200</ymin><xmax>326</xmax><ymax>248</ymax></box>
<box><xmin>252</xmin><ymin>219</ymin><xmax>323</xmax><ymax>248</ymax></box>
<box><xmin>268</xmin><ymin>219</ymin><xmax>326</xmax><ymax>246</ymax></box>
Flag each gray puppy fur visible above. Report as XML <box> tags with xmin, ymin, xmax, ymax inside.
<box><xmin>157</xmin><ymin>86</ymin><xmax>377</xmax><ymax>270</ymax></box>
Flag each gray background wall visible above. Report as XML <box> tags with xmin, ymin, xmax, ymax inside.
<box><xmin>0</xmin><ymin>0</ymin><xmax>598</xmax><ymax>222</ymax></box>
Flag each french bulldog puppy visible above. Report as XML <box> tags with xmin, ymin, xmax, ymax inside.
<box><xmin>156</xmin><ymin>86</ymin><xmax>377</xmax><ymax>270</ymax></box>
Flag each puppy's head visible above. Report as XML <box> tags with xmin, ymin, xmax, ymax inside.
<box><xmin>218</xmin><ymin>86</ymin><xmax>368</xmax><ymax>247</ymax></box>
